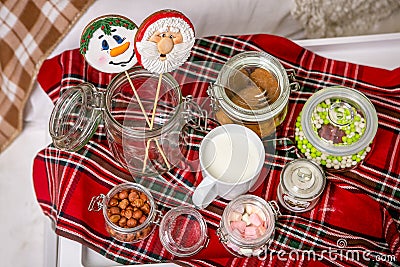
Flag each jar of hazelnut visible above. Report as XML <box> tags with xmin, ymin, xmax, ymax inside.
<box><xmin>208</xmin><ymin>51</ymin><xmax>299</xmax><ymax>138</ymax></box>
<box><xmin>89</xmin><ymin>182</ymin><xmax>210</xmax><ymax>255</ymax></box>
<box><xmin>89</xmin><ymin>182</ymin><xmax>160</xmax><ymax>243</ymax></box>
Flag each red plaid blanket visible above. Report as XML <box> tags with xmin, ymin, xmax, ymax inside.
<box><xmin>34</xmin><ymin>34</ymin><xmax>400</xmax><ymax>266</ymax></box>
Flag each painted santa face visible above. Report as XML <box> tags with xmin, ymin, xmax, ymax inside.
<box><xmin>135</xmin><ymin>11</ymin><xmax>195</xmax><ymax>74</ymax></box>
<box><xmin>80</xmin><ymin>16</ymin><xmax>138</xmax><ymax>73</ymax></box>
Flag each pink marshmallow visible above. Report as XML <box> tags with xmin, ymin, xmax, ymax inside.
<box><xmin>258</xmin><ymin>225</ymin><xmax>267</xmax><ymax>236</ymax></box>
<box><xmin>230</xmin><ymin>220</ymin><xmax>246</xmax><ymax>233</ymax></box>
<box><xmin>249</xmin><ymin>213</ymin><xmax>263</xmax><ymax>226</ymax></box>
<box><xmin>228</xmin><ymin>211</ymin><xmax>242</xmax><ymax>222</ymax></box>
<box><xmin>244</xmin><ymin>226</ymin><xmax>259</xmax><ymax>238</ymax></box>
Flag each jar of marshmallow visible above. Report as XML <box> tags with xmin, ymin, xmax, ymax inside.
<box><xmin>217</xmin><ymin>195</ymin><xmax>280</xmax><ymax>257</ymax></box>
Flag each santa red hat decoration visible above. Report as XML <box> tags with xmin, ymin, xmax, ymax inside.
<box><xmin>134</xmin><ymin>10</ymin><xmax>195</xmax><ymax>74</ymax></box>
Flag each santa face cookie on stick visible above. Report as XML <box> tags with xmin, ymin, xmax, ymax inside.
<box><xmin>135</xmin><ymin>10</ymin><xmax>195</xmax><ymax>74</ymax></box>
<box><xmin>80</xmin><ymin>15</ymin><xmax>138</xmax><ymax>73</ymax></box>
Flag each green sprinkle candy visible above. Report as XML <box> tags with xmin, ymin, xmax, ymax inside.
<box><xmin>347</xmin><ymin>139</ymin><xmax>353</xmax><ymax>145</ymax></box>
<box><xmin>311</xmin><ymin>153</ymin><xmax>316</xmax><ymax>158</ymax></box>
<box><xmin>321</xmin><ymin>160</ymin><xmax>327</xmax><ymax>165</ymax></box>
<box><xmin>298</xmin><ymin>140</ymin><xmax>303</xmax><ymax>145</ymax></box>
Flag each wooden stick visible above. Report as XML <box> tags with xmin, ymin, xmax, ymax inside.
<box><xmin>150</xmin><ymin>73</ymin><xmax>163</xmax><ymax>129</ymax></box>
<box><xmin>142</xmin><ymin>73</ymin><xmax>165</xmax><ymax>172</ymax></box>
<box><xmin>125</xmin><ymin>71</ymin><xmax>150</xmax><ymax>125</ymax></box>
<box><xmin>124</xmin><ymin>71</ymin><xmax>170</xmax><ymax>172</ymax></box>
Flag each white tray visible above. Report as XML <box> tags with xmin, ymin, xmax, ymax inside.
<box><xmin>53</xmin><ymin>32</ymin><xmax>400</xmax><ymax>267</ymax></box>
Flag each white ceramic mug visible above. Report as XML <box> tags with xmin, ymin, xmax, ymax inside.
<box><xmin>192</xmin><ymin>124</ymin><xmax>265</xmax><ymax>209</ymax></box>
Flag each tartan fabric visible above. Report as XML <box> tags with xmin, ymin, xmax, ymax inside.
<box><xmin>0</xmin><ymin>0</ymin><xmax>94</xmax><ymax>152</ymax></box>
<box><xmin>34</xmin><ymin>34</ymin><xmax>400</xmax><ymax>266</ymax></box>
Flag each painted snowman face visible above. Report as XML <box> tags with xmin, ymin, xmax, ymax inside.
<box><xmin>80</xmin><ymin>16</ymin><xmax>138</xmax><ymax>73</ymax></box>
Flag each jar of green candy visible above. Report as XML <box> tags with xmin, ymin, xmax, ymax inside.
<box><xmin>294</xmin><ymin>86</ymin><xmax>378</xmax><ymax>170</ymax></box>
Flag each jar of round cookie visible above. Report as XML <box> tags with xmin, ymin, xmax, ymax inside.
<box><xmin>294</xmin><ymin>86</ymin><xmax>378</xmax><ymax>171</ymax></box>
<box><xmin>217</xmin><ymin>195</ymin><xmax>280</xmax><ymax>257</ymax></box>
<box><xmin>208</xmin><ymin>51</ymin><xmax>299</xmax><ymax>138</ymax></box>
<box><xmin>89</xmin><ymin>182</ymin><xmax>160</xmax><ymax>243</ymax></box>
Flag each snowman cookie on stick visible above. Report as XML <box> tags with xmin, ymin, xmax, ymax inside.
<box><xmin>80</xmin><ymin>15</ymin><xmax>146</xmax><ymax>116</ymax></box>
<box><xmin>135</xmin><ymin>10</ymin><xmax>195</xmax><ymax>171</ymax></box>
<box><xmin>80</xmin><ymin>14</ymin><xmax>170</xmax><ymax>170</ymax></box>
<box><xmin>80</xmin><ymin>15</ymin><xmax>138</xmax><ymax>73</ymax></box>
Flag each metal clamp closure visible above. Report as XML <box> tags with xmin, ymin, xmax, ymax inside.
<box><xmin>88</xmin><ymin>194</ymin><xmax>105</xmax><ymax>211</ymax></box>
<box><xmin>286</xmin><ymin>69</ymin><xmax>300</xmax><ymax>92</ymax></box>
<box><xmin>183</xmin><ymin>95</ymin><xmax>208</xmax><ymax>131</ymax></box>
<box><xmin>91</xmin><ymin>91</ymin><xmax>105</xmax><ymax>111</ymax></box>
<box><xmin>268</xmin><ymin>200</ymin><xmax>282</xmax><ymax>220</ymax></box>
<box><xmin>207</xmin><ymin>83</ymin><xmax>222</xmax><ymax>112</ymax></box>
<box><xmin>153</xmin><ymin>210</ymin><xmax>163</xmax><ymax>226</ymax></box>
<box><xmin>216</xmin><ymin>227</ymin><xmax>228</xmax><ymax>243</ymax></box>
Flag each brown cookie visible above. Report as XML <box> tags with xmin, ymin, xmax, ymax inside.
<box><xmin>250</xmin><ymin>68</ymin><xmax>280</xmax><ymax>104</ymax></box>
<box><xmin>215</xmin><ymin>110</ymin><xmax>233</xmax><ymax>125</ymax></box>
<box><xmin>227</xmin><ymin>68</ymin><xmax>253</xmax><ymax>95</ymax></box>
<box><xmin>245</xmin><ymin>119</ymin><xmax>275</xmax><ymax>138</ymax></box>
<box><xmin>231</xmin><ymin>85</ymin><xmax>265</xmax><ymax>110</ymax></box>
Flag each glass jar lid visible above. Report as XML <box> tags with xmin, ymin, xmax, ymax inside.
<box><xmin>213</xmin><ymin>51</ymin><xmax>290</xmax><ymax>123</ymax></box>
<box><xmin>49</xmin><ymin>83</ymin><xmax>102</xmax><ymax>151</ymax></box>
<box><xmin>301</xmin><ymin>86</ymin><xmax>378</xmax><ymax>157</ymax></box>
<box><xmin>281</xmin><ymin>159</ymin><xmax>326</xmax><ymax>199</ymax></box>
<box><xmin>159</xmin><ymin>206</ymin><xmax>208</xmax><ymax>257</ymax></box>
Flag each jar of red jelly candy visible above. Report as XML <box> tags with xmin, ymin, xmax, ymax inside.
<box><xmin>217</xmin><ymin>195</ymin><xmax>280</xmax><ymax>257</ymax></box>
<box><xmin>295</xmin><ymin>86</ymin><xmax>378</xmax><ymax>170</ymax></box>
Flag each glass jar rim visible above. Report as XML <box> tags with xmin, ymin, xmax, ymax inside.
<box><xmin>159</xmin><ymin>206</ymin><xmax>208</xmax><ymax>257</ymax></box>
<box><xmin>301</xmin><ymin>86</ymin><xmax>378</xmax><ymax>156</ymax></box>
<box><xmin>105</xmin><ymin>66</ymin><xmax>183</xmax><ymax>139</ymax></box>
<box><xmin>102</xmin><ymin>182</ymin><xmax>156</xmax><ymax>233</ymax></box>
<box><xmin>222</xmin><ymin>194</ymin><xmax>276</xmax><ymax>247</ymax></box>
<box><xmin>214</xmin><ymin>51</ymin><xmax>290</xmax><ymax>122</ymax></box>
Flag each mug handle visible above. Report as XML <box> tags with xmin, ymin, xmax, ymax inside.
<box><xmin>192</xmin><ymin>176</ymin><xmax>218</xmax><ymax>209</ymax></box>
